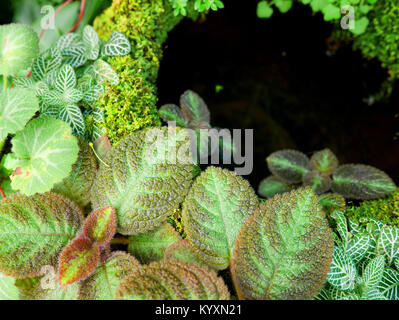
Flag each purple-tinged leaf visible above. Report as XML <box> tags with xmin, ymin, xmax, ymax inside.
<box><xmin>83</xmin><ymin>206</ymin><xmax>116</xmax><ymax>245</ymax></box>
<box><xmin>180</xmin><ymin>90</ymin><xmax>210</xmax><ymax>124</ymax></box>
<box><xmin>267</xmin><ymin>149</ymin><xmax>310</xmax><ymax>183</ymax></box>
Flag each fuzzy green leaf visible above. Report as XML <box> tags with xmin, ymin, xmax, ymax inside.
<box><xmin>180</xmin><ymin>90</ymin><xmax>210</xmax><ymax>124</ymax></box>
<box><xmin>332</xmin><ymin>164</ymin><xmax>396</xmax><ymax>200</ymax></box>
<box><xmin>127</xmin><ymin>223</ymin><xmax>181</xmax><ymax>264</ymax></box>
<box><xmin>266</xmin><ymin>149</ymin><xmax>310</xmax><ymax>183</ymax></box>
<box><xmin>159</xmin><ymin>104</ymin><xmax>188</xmax><ymax>127</ymax></box>
<box><xmin>182</xmin><ymin>167</ymin><xmax>258</xmax><ymax>270</ymax></box>
<box><xmin>9</xmin><ymin>117</ymin><xmax>79</xmax><ymax>195</ymax></box>
<box><xmin>310</xmin><ymin>148</ymin><xmax>339</xmax><ymax>174</ymax></box>
<box><xmin>318</xmin><ymin>193</ymin><xmax>346</xmax><ymax>213</ymax></box>
<box><xmin>0</xmin><ymin>88</ymin><xmax>39</xmax><ymax>140</ymax></box>
<box><xmin>0</xmin><ymin>24</ymin><xmax>39</xmax><ymax>76</ymax></box>
<box><xmin>258</xmin><ymin>175</ymin><xmax>293</xmax><ymax>198</ymax></box>
<box><xmin>0</xmin><ymin>193</ymin><xmax>83</xmax><ymax>277</ymax></box>
<box><xmin>91</xmin><ymin>127</ymin><xmax>196</xmax><ymax>235</ymax></box>
<box><xmin>231</xmin><ymin>187</ymin><xmax>333</xmax><ymax>299</ymax></box>
<box><xmin>93</xmin><ymin>136</ymin><xmax>112</xmax><ymax>163</ymax></box>
<box><xmin>101</xmin><ymin>31</ymin><xmax>131</xmax><ymax>57</ymax></box>
<box><xmin>78</xmin><ymin>252</ymin><xmax>140</xmax><ymax>300</ymax></box>
<box><xmin>83</xmin><ymin>207</ymin><xmax>116</xmax><ymax>245</ymax></box>
<box><xmin>165</xmin><ymin>240</ymin><xmax>209</xmax><ymax>267</ymax></box>
<box><xmin>302</xmin><ymin>170</ymin><xmax>332</xmax><ymax>194</ymax></box>
<box><xmin>26</xmin><ymin>280</ymin><xmax>80</xmax><ymax>300</ymax></box>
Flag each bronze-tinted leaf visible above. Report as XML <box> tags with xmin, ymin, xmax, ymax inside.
<box><xmin>83</xmin><ymin>206</ymin><xmax>116</xmax><ymax>245</ymax></box>
<box><xmin>258</xmin><ymin>175</ymin><xmax>294</xmax><ymax>198</ymax></box>
<box><xmin>180</xmin><ymin>90</ymin><xmax>210</xmax><ymax>124</ymax></box>
<box><xmin>302</xmin><ymin>170</ymin><xmax>332</xmax><ymax>194</ymax></box>
<box><xmin>310</xmin><ymin>148</ymin><xmax>339</xmax><ymax>175</ymax></box>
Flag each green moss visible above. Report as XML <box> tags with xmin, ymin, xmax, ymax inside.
<box><xmin>93</xmin><ymin>0</ymin><xmax>198</xmax><ymax>144</ymax></box>
<box><xmin>344</xmin><ymin>189</ymin><xmax>399</xmax><ymax>227</ymax></box>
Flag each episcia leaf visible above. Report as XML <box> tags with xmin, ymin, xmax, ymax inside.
<box><xmin>377</xmin><ymin>226</ymin><xmax>399</xmax><ymax>265</ymax></box>
<box><xmin>302</xmin><ymin>170</ymin><xmax>332</xmax><ymax>194</ymax></box>
<box><xmin>159</xmin><ymin>104</ymin><xmax>188</xmax><ymax>127</ymax></box>
<box><xmin>52</xmin><ymin>137</ymin><xmax>98</xmax><ymax>207</ymax></box>
<box><xmin>78</xmin><ymin>252</ymin><xmax>140</xmax><ymax>300</ymax></box>
<box><xmin>83</xmin><ymin>207</ymin><xmax>116</xmax><ymax>245</ymax></box>
<box><xmin>31</xmin><ymin>47</ymin><xmax>62</xmax><ymax>81</ymax></box>
<box><xmin>0</xmin><ymin>273</ymin><xmax>19</xmax><ymax>300</ymax></box>
<box><xmin>82</xmin><ymin>25</ymin><xmax>100</xmax><ymax>60</ymax></box>
<box><xmin>90</xmin><ymin>127</ymin><xmax>197</xmax><ymax>235</ymax></box>
<box><xmin>0</xmin><ymin>192</ymin><xmax>84</xmax><ymax>277</ymax></box>
<box><xmin>362</xmin><ymin>256</ymin><xmax>385</xmax><ymax>289</ymax></box>
<box><xmin>93</xmin><ymin>59</ymin><xmax>119</xmax><ymax>85</ymax></box>
<box><xmin>310</xmin><ymin>148</ymin><xmax>339</xmax><ymax>175</ymax></box>
<box><xmin>93</xmin><ymin>136</ymin><xmax>112</xmax><ymax>163</ymax></box>
<box><xmin>9</xmin><ymin>116</ymin><xmax>79</xmax><ymax>196</ymax></box>
<box><xmin>182</xmin><ymin>167</ymin><xmax>258</xmax><ymax>270</ymax></box>
<box><xmin>58</xmin><ymin>104</ymin><xmax>86</xmax><ymax>136</ymax></box>
<box><xmin>377</xmin><ymin>268</ymin><xmax>399</xmax><ymax>300</ymax></box>
<box><xmin>58</xmin><ymin>236</ymin><xmax>100</xmax><ymax>286</ymax></box>
<box><xmin>55</xmin><ymin>64</ymin><xmax>77</xmax><ymax>93</ymax></box>
<box><xmin>165</xmin><ymin>240</ymin><xmax>209</xmax><ymax>267</ymax></box>
<box><xmin>231</xmin><ymin>187</ymin><xmax>333</xmax><ymax>300</ymax></box>
<box><xmin>115</xmin><ymin>260</ymin><xmax>230</xmax><ymax>300</ymax></box>
<box><xmin>127</xmin><ymin>223</ymin><xmax>181</xmax><ymax>264</ymax></box>
<box><xmin>318</xmin><ymin>193</ymin><xmax>346</xmax><ymax>213</ymax></box>
<box><xmin>331</xmin><ymin>164</ymin><xmax>396</xmax><ymax>200</ymax></box>
<box><xmin>266</xmin><ymin>149</ymin><xmax>310</xmax><ymax>183</ymax></box>
<box><xmin>62</xmin><ymin>45</ymin><xmax>88</xmax><ymax>68</ymax></box>
<box><xmin>180</xmin><ymin>90</ymin><xmax>210</xmax><ymax>124</ymax></box>
<box><xmin>0</xmin><ymin>88</ymin><xmax>39</xmax><ymax>140</ymax></box>
<box><xmin>101</xmin><ymin>31</ymin><xmax>131</xmax><ymax>57</ymax></box>
<box><xmin>26</xmin><ymin>280</ymin><xmax>80</xmax><ymax>300</ymax></box>
<box><xmin>327</xmin><ymin>245</ymin><xmax>357</xmax><ymax>291</ymax></box>
<box><xmin>0</xmin><ymin>24</ymin><xmax>39</xmax><ymax>76</ymax></box>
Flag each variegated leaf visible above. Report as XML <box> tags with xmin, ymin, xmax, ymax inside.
<box><xmin>327</xmin><ymin>245</ymin><xmax>357</xmax><ymax>291</ymax></box>
<box><xmin>159</xmin><ymin>104</ymin><xmax>188</xmax><ymax>127</ymax></box>
<box><xmin>55</xmin><ymin>64</ymin><xmax>77</xmax><ymax>93</ymax></box>
<box><xmin>165</xmin><ymin>240</ymin><xmax>209</xmax><ymax>267</ymax></box>
<box><xmin>83</xmin><ymin>207</ymin><xmax>116</xmax><ymax>245</ymax></box>
<box><xmin>362</xmin><ymin>255</ymin><xmax>385</xmax><ymax>288</ymax></box>
<box><xmin>56</xmin><ymin>33</ymin><xmax>82</xmax><ymax>51</ymax></box>
<box><xmin>58</xmin><ymin>104</ymin><xmax>85</xmax><ymax>136</ymax></box>
<box><xmin>258</xmin><ymin>175</ymin><xmax>294</xmax><ymax>198</ymax></box>
<box><xmin>93</xmin><ymin>59</ymin><xmax>119</xmax><ymax>85</ymax></box>
<box><xmin>43</xmin><ymin>90</ymin><xmax>64</xmax><ymax>107</ymax></box>
<box><xmin>62</xmin><ymin>46</ymin><xmax>87</xmax><ymax>68</ymax></box>
<box><xmin>377</xmin><ymin>226</ymin><xmax>399</xmax><ymax>265</ymax></box>
<box><xmin>310</xmin><ymin>148</ymin><xmax>339</xmax><ymax>175</ymax></box>
<box><xmin>82</xmin><ymin>25</ymin><xmax>100</xmax><ymax>60</ymax></box>
<box><xmin>331</xmin><ymin>210</ymin><xmax>349</xmax><ymax>243</ymax></box>
<box><xmin>32</xmin><ymin>47</ymin><xmax>62</xmax><ymax>81</ymax></box>
<box><xmin>345</xmin><ymin>234</ymin><xmax>371</xmax><ymax>264</ymax></box>
<box><xmin>180</xmin><ymin>90</ymin><xmax>210</xmax><ymax>124</ymax></box>
<box><xmin>63</xmin><ymin>88</ymin><xmax>83</xmax><ymax>104</ymax></box>
<box><xmin>101</xmin><ymin>31</ymin><xmax>131</xmax><ymax>57</ymax></box>
<box><xmin>377</xmin><ymin>268</ymin><xmax>399</xmax><ymax>300</ymax></box>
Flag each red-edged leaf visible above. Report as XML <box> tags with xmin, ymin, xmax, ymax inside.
<box><xmin>58</xmin><ymin>237</ymin><xmax>100</xmax><ymax>286</ymax></box>
<box><xmin>83</xmin><ymin>206</ymin><xmax>116</xmax><ymax>245</ymax></box>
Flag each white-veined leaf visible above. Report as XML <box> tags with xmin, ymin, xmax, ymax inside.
<box><xmin>43</xmin><ymin>90</ymin><xmax>64</xmax><ymax>107</ymax></box>
<box><xmin>331</xmin><ymin>210</ymin><xmax>349</xmax><ymax>243</ymax></box>
<box><xmin>55</xmin><ymin>64</ymin><xmax>77</xmax><ymax>93</ymax></box>
<box><xmin>345</xmin><ymin>234</ymin><xmax>371</xmax><ymax>264</ymax></box>
<box><xmin>377</xmin><ymin>226</ymin><xmax>399</xmax><ymax>265</ymax></box>
<box><xmin>63</xmin><ymin>88</ymin><xmax>83</xmax><ymax>104</ymax></box>
<box><xmin>62</xmin><ymin>46</ymin><xmax>87</xmax><ymax>68</ymax></box>
<box><xmin>377</xmin><ymin>268</ymin><xmax>399</xmax><ymax>300</ymax></box>
<box><xmin>362</xmin><ymin>255</ymin><xmax>385</xmax><ymax>288</ymax></box>
<box><xmin>58</xmin><ymin>104</ymin><xmax>85</xmax><ymax>136</ymax></box>
<box><xmin>363</xmin><ymin>287</ymin><xmax>387</xmax><ymax>300</ymax></box>
<box><xmin>32</xmin><ymin>47</ymin><xmax>62</xmax><ymax>81</ymax></box>
<box><xmin>329</xmin><ymin>287</ymin><xmax>359</xmax><ymax>300</ymax></box>
<box><xmin>12</xmin><ymin>76</ymin><xmax>34</xmax><ymax>88</ymax></box>
<box><xmin>0</xmin><ymin>273</ymin><xmax>19</xmax><ymax>300</ymax></box>
<box><xmin>101</xmin><ymin>31</ymin><xmax>131</xmax><ymax>57</ymax></box>
<box><xmin>82</xmin><ymin>25</ymin><xmax>100</xmax><ymax>60</ymax></box>
<box><xmin>93</xmin><ymin>59</ymin><xmax>119</xmax><ymax>85</ymax></box>
<box><xmin>56</xmin><ymin>33</ymin><xmax>82</xmax><ymax>51</ymax></box>
<box><xmin>327</xmin><ymin>245</ymin><xmax>357</xmax><ymax>291</ymax></box>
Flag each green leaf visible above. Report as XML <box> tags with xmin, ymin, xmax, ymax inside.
<box><xmin>58</xmin><ymin>104</ymin><xmax>86</xmax><ymax>136</ymax></box>
<box><xmin>78</xmin><ymin>252</ymin><xmax>140</xmax><ymax>300</ymax></box>
<box><xmin>327</xmin><ymin>245</ymin><xmax>357</xmax><ymax>291</ymax></box>
<box><xmin>165</xmin><ymin>240</ymin><xmax>209</xmax><ymax>267</ymax></box>
<box><xmin>93</xmin><ymin>59</ymin><xmax>119</xmax><ymax>85</ymax></box>
<box><xmin>159</xmin><ymin>104</ymin><xmax>188</xmax><ymax>127</ymax></box>
<box><xmin>115</xmin><ymin>260</ymin><xmax>230</xmax><ymax>300</ymax></box>
<box><xmin>31</xmin><ymin>47</ymin><xmax>62</xmax><ymax>82</ymax></box>
<box><xmin>25</xmin><ymin>280</ymin><xmax>80</xmax><ymax>300</ymax></box>
<box><xmin>182</xmin><ymin>167</ymin><xmax>258</xmax><ymax>270</ymax></box>
<box><xmin>258</xmin><ymin>175</ymin><xmax>294</xmax><ymax>198</ymax></box>
<box><xmin>362</xmin><ymin>256</ymin><xmax>385</xmax><ymax>288</ymax></box>
<box><xmin>257</xmin><ymin>1</ymin><xmax>274</xmax><ymax>18</ymax></box>
<box><xmin>93</xmin><ymin>136</ymin><xmax>112</xmax><ymax>164</ymax></box>
<box><xmin>56</xmin><ymin>33</ymin><xmax>82</xmax><ymax>51</ymax></box>
<box><xmin>101</xmin><ymin>31</ymin><xmax>131</xmax><ymax>57</ymax></box>
<box><xmin>52</xmin><ymin>137</ymin><xmax>98</xmax><ymax>207</ymax></box>
<box><xmin>82</xmin><ymin>25</ymin><xmax>100</xmax><ymax>60</ymax></box>
<box><xmin>322</xmin><ymin>4</ymin><xmax>341</xmax><ymax>21</ymax></box>
<box><xmin>0</xmin><ymin>88</ymin><xmax>39</xmax><ymax>140</ymax></box>
<box><xmin>90</xmin><ymin>127</ymin><xmax>197</xmax><ymax>235</ymax></box>
<box><xmin>266</xmin><ymin>149</ymin><xmax>310</xmax><ymax>183</ymax></box>
<box><xmin>332</xmin><ymin>164</ymin><xmax>396</xmax><ymax>200</ymax></box>
<box><xmin>62</xmin><ymin>88</ymin><xmax>83</xmax><ymax>104</ymax></box>
<box><xmin>0</xmin><ymin>273</ymin><xmax>19</xmax><ymax>300</ymax></box>
<box><xmin>62</xmin><ymin>45</ymin><xmax>88</xmax><ymax>68</ymax></box>
<box><xmin>274</xmin><ymin>0</ymin><xmax>293</xmax><ymax>13</ymax></box>
<box><xmin>0</xmin><ymin>192</ymin><xmax>83</xmax><ymax>277</ymax></box>
<box><xmin>331</xmin><ymin>210</ymin><xmax>349</xmax><ymax>243</ymax></box>
<box><xmin>377</xmin><ymin>268</ymin><xmax>399</xmax><ymax>300</ymax></box>
<box><xmin>318</xmin><ymin>193</ymin><xmax>346</xmax><ymax>213</ymax></box>
<box><xmin>180</xmin><ymin>90</ymin><xmax>210</xmax><ymax>124</ymax></box>
<box><xmin>0</xmin><ymin>24</ymin><xmax>39</xmax><ymax>76</ymax></box>
<box><xmin>310</xmin><ymin>148</ymin><xmax>339</xmax><ymax>174</ymax></box>
<box><xmin>310</xmin><ymin>0</ymin><xmax>329</xmax><ymax>12</ymax></box>
<box><xmin>43</xmin><ymin>90</ymin><xmax>64</xmax><ymax>107</ymax></box>
<box><xmin>127</xmin><ymin>223</ymin><xmax>181</xmax><ymax>264</ymax></box>
<box><xmin>351</xmin><ymin>17</ymin><xmax>369</xmax><ymax>35</ymax></box>
<box><xmin>377</xmin><ymin>226</ymin><xmax>399</xmax><ymax>265</ymax></box>
<box><xmin>9</xmin><ymin>117</ymin><xmax>79</xmax><ymax>196</ymax></box>
<box><xmin>83</xmin><ymin>207</ymin><xmax>116</xmax><ymax>245</ymax></box>
<box><xmin>231</xmin><ymin>187</ymin><xmax>333</xmax><ymax>299</ymax></box>
<box><xmin>345</xmin><ymin>234</ymin><xmax>371</xmax><ymax>264</ymax></box>
<box><xmin>302</xmin><ymin>170</ymin><xmax>332</xmax><ymax>194</ymax></box>
<box><xmin>55</xmin><ymin>64</ymin><xmax>77</xmax><ymax>93</ymax></box>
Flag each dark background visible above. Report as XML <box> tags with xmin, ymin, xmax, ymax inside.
<box><xmin>158</xmin><ymin>0</ymin><xmax>399</xmax><ymax>189</ymax></box>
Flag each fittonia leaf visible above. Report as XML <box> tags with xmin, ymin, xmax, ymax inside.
<box><xmin>9</xmin><ymin>116</ymin><xmax>79</xmax><ymax>196</ymax></box>
<box><xmin>0</xmin><ymin>88</ymin><xmax>39</xmax><ymax>140</ymax></box>
<box><xmin>0</xmin><ymin>24</ymin><xmax>39</xmax><ymax>76</ymax></box>
<box><xmin>82</xmin><ymin>25</ymin><xmax>100</xmax><ymax>60</ymax></box>
<box><xmin>92</xmin><ymin>59</ymin><xmax>119</xmax><ymax>85</ymax></box>
<box><xmin>0</xmin><ymin>193</ymin><xmax>84</xmax><ymax>277</ymax></box>
<box><xmin>101</xmin><ymin>31</ymin><xmax>131</xmax><ymax>57</ymax></box>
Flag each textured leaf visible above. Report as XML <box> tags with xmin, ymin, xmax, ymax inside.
<box><xmin>258</xmin><ymin>175</ymin><xmax>294</xmax><ymax>198</ymax></box>
<box><xmin>0</xmin><ymin>193</ymin><xmax>83</xmax><ymax>277</ymax></box>
<box><xmin>159</xmin><ymin>104</ymin><xmax>188</xmax><ymax>127</ymax></box>
<box><xmin>91</xmin><ymin>106</ymin><xmax>106</xmax><ymax>139</ymax></box>
<box><xmin>32</xmin><ymin>47</ymin><xmax>62</xmax><ymax>81</ymax></box>
<box><xmin>165</xmin><ymin>240</ymin><xmax>209</xmax><ymax>267</ymax></box>
<box><xmin>62</xmin><ymin>45</ymin><xmax>88</xmax><ymax>68</ymax></box>
<box><xmin>83</xmin><ymin>207</ymin><xmax>116</xmax><ymax>245</ymax></box>
<box><xmin>52</xmin><ymin>137</ymin><xmax>97</xmax><ymax>206</ymax></box>
<box><xmin>345</xmin><ymin>234</ymin><xmax>371</xmax><ymax>264</ymax></box>
<box><xmin>115</xmin><ymin>260</ymin><xmax>230</xmax><ymax>300</ymax></box>
<box><xmin>127</xmin><ymin>223</ymin><xmax>181</xmax><ymax>264</ymax></box>
<box><xmin>180</xmin><ymin>90</ymin><xmax>210</xmax><ymax>124</ymax></box>
<box><xmin>362</xmin><ymin>256</ymin><xmax>385</xmax><ymax>288</ymax></box>
<box><xmin>56</xmin><ymin>33</ymin><xmax>82</xmax><ymax>51</ymax></box>
<box><xmin>93</xmin><ymin>59</ymin><xmax>119</xmax><ymax>85</ymax></box>
<box><xmin>82</xmin><ymin>25</ymin><xmax>100</xmax><ymax>60</ymax></box>
<box><xmin>318</xmin><ymin>193</ymin><xmax>346</xmax><ymax>213</ymax></box>
<box><xmin>55</xmin><ymin>64</ymin><xmax>77</xmax><ymax>93</ymax></box>
<box><xmin>26</xmin><ymin>280</ymin><xmax>80</xmax><ymax>300</ymax></box>
<box><xmin>377</xmin><ymin>268</ymin><xmax>399</xmax><ymax>300</ymax></box>
<box><xmin>331</xmin><ymin>210</ymin><xmax>349</xmax><ymax>243</ymax></box>
<box><xmin>377</xmin><ymin>226</ymin><xmax>399</xmax><ymax>265</ymax></box>
<box><xmin>0</xmin><ymin>88</ymin><xmax>39</xmax><ymax>140</ymax></box>
<box><xmin>327</xmin><ymin>245</ymin><xmax>357</xmax><ymax>291</ymax></box>
<box><xmin>93</xmin><ymin>136</ymin><xmax>112</xmax><ymax>163</ymax></box>
<box><xmin>302</xmin><ymin>170</ymin><xmax>332</xmax><ymax>194</ymax></box>
<box><xmin>101</xmin><ymin>31</ymin><xmax>131</xmax><ymax>57</ymax></box>
<box><xmin>10</xmin><ymin>117</ymin><xmax>79</xmax><ymax>195</ymax></box>
<box><xmin>58</xmin><ymin>104</ymin><xmax>85</xmax><ymax>136</ymax></box>
<box><xmin>182</xmin><ymin>167</ymin><xmax>258</xmax><ymax>270</ymax></box>
<box><xmin>266</xmin><ymin>149</ymin><xmax>310</xmax><ymax>183</ymax></box>
<box><xmin>332</xmin><ymin>164</ymin><xmax>396</xmax><ymax>200</ymax></box>
<box><xmin>59</xmin><ymin>237</ymin><xmax>100</xmax><ymax>286</ymax></box>
<box><xmin>91</xmin><ymin>127</ymin><xmax>196</xmax><ymax>235</ymax></box>
<box><xmin>231</xmin><ymin>187</ymin><xmax>333</xmax><ymax>299</ymax></box>
<box><xmin>78</xmin><ymin>252</ymin><xmax>140</xmax><ymax>300</ymax></box>
<box><xmin>0</xmin><ymin>273</ymin><xmax>19</xmax><ymax>300</ymax></box>
<box><xmin>0</xmin><ymin>24</ymin><xmax>39</xmax><ymax>76</ymax></box>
